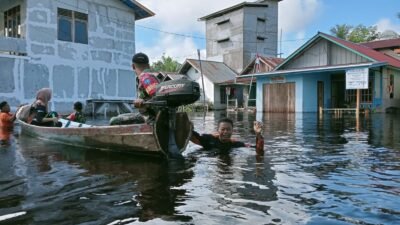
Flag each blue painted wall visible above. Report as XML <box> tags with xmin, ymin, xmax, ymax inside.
<box><xmin>256</xmin><ymin>72</ymin><xmax>332</xmax><ymax>112</ymax></box>
<box><xmin>302</xmin><ymin>72</ymin><xmax>332</xmax><ymax>112</ymax></box>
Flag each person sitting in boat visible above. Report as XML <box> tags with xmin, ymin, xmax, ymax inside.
<box><xmin>109</xmin><ymin>52</ymin><xmax>159</xmax><ymax>125</ymax></box>
<box><xmin>30</xmin><ymin>88</ymin><xmax>62</xmax><ymax>127</ymax></box>
<box><xmin>0</xmin><ymin>101</ymin><xmax>20</xmax><ymax>145</ymax></box>
<box><xmin>66</xmin><ymin>101</ymin><xmax>86</xmax><ymax>123</ymax></box>
<box><xmin>191</xmin><ymin>118</ymin><xmax>264</xmax><ymax>155</ymax></box>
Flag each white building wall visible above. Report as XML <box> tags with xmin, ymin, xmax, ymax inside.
<box><xmin>205</xmin><ymin>9</ymin><xmax>245</xmax><ymax>74</ymax></box>
<box><xmin>381</xmin><ymin>67</ymin><xmax>400</xmax><ymax>111</ymax></box>
<box><xmin>213</xmin><ymin>85</ymin><xmax>225</xmax><ymax>110</ymax></box>
<box><xmin>204</xmin><ymin>1</ymin><xmax>279</xmax><ymax>73</ymax></box>
<box><xmin>0</xmin><ymin>0</ymin><xmax>138</xmax><ymax>113</ymax></box>
<box><xmin>186</xmin><ymin>67</ymin><xmax>214</xmax><ymax>105</ymax></box>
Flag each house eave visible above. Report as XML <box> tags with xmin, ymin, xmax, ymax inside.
<box><xmin>241</xmin><ymin>62</ymin><xmax>388</xmax><ymax>78</ymax></box>
<box><xmin>198</xmin><ymin>2</ymin><xmax>268</xmax><ymax>21</ymax></box>
<box><xmin>120</xmin><ymin>0</ymin><xmax>155</xmax><ymax>20</ymax></box>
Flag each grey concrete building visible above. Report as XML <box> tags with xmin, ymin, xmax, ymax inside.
<box><xmin>0</xmin><ymin>0</ymin><xmax>153</xmax><ymax>113</ymax></box>
<box><xmin>199</xmin><ymin>0</ymin><xmax>280</xmax><ymax>73</ymax></box>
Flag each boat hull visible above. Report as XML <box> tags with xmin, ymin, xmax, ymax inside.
<box><xmin>18</xmin><ymin>112</ymin><xmax>192</xmax><ymax>157</ymax></box>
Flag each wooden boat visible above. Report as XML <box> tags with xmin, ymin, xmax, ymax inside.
<box><xmin>17</xmin><ymin>111</ymin><xmax>193</xmax><ymax>158</ymax></box>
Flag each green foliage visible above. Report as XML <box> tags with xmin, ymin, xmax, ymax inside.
<box><xmin>348</xmin><ymin>25</ymin><xmax>379</xmax><ymax>43</ymax></box>
<box><xmin>151</xmin><ymin>54</ymin><xmax>181</xmax><ymax>72</ymax></box>
<box><xmin>330</xmin><ymin>24</ymin><xmax>352</xmax><ymax>39</ymax></box>
<box><xmin>330</xmin><ymin>24</ymin><xmax>380</xmax><ymax>43</ymax></box>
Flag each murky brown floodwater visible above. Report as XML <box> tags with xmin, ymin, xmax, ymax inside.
<box><xmin>0</xmin><ymin>112</ymin><xmax>399</xmax><ymax>225</ymax></box>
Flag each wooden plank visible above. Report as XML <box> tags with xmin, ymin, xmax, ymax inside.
<box><xmin>263</xmin><ymin>83</ymin><xmax>295</xmax><ymax>113</ymax></box>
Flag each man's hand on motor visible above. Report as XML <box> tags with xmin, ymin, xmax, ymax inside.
<box><xmin>133</xmin><ymin>99</ymin><xmax>144</xmax><ymax>108</ymax></box>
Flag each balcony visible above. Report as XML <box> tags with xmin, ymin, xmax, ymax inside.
<box><xmin>0</xmin><ymin>36</ymin><xmax>26</xmax><ymax>55</ymax></box>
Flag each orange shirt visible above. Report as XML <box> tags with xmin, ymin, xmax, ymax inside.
<box><xmin>0</xmin><ymin>112</ymin><xmax>13</xmax><ymax>130</ymax></box>
<box><xmin>0</xmin><ymin>112</ymin><xmax>13</xmax><ymax>141</ymax></box>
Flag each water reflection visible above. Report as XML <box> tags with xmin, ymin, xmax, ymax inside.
<box><xmin>0</xmin><ymin>112</ymin><xmax>399</xmax><ymax>225</ymax></box>
<box><xmin>0</xmin><ymin>135</ymin><xmax>195</xmax><ymax>224</ymax></box>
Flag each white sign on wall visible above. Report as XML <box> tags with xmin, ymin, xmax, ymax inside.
<box><xmin>346</xmin><ymin>68</ymin><xmax>369</xmax><ymax>89</ymax></box>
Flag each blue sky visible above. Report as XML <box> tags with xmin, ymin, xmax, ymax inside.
<box><xmin>135</xmin><ymin>0</ymin><xmax>400</xmax><ymax>63</ymax></box>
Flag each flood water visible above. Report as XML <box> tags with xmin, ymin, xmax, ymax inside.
<box><xmin>0</xmin><ymin>112</ymin><xmax>399</xmax><ymax>225</ymax></box>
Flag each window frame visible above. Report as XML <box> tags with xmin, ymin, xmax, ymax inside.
<box><xmin>57</xmin><ymin>8</ymin><xmax>88</xmax><ymax>44</ymax></box>
<box><xmin>4</xmin><ymin>5</ymin><xmax>21</xmax><ymax>38</ymax></box>
<box><xmin>345</xmin><ymin>73</ymin><xmax>374</xmax><ymax>104</ymax></box>
<box><xmin>389</xmin><ymin>74</ymin><xmax>394</xmax><ymax>99</ymax></box>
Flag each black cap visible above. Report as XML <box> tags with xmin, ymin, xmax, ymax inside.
<box><xmin>0</xmin><ymin>101</ymin><xmax>7</xmax><ymax>109</ymax></box>
<box><xmin>132</xmin><ymin>52</ymin><xmax>149</xmax><ymax>64</ymax></box>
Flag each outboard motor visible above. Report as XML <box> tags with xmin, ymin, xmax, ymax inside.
<box><xmin>147</xmin><ymin>79</ymin><xmax>200</xmax><ymax>159</ymax></box>
<box><xmin>153</xmin><ymin>79</ymin><xmax>200</xmax><ymax>107</ymax></box>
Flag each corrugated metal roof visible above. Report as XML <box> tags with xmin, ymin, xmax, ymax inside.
<box><xmin>219</xmin><ymin>77</ymin><xmax>254</xmax><ymax>85</ymax></box>
<box><xmin>320</xmin><ymin>32</ymin><xmax>400</xmax><ymax>68</ymax></box>
<box><xmin>240</xmin><ymin>56</ymin><xmax>284</xmax><ymax>75</ymax></box>
<box><xmin>163</xmin><ymin>74</ymin><xmax>188</xmax><ymax>81</ymax></box>
<box><xmin>242</xmin><ymin>62</ymin><xmax>387</xmax><ymax>78</ymax></box>
<box><xmin>198</xmin><ymin>2</ymin><xmax>269</xmax><ymax>21</ymax></box>
<box><xmin>119</xmin><ymin>0</ymin><xmax>155</xmax><ymax>20</ymax></box>
<box><xmin>361</xmin><ymin>38</ymin><xmax>400</xmax><ymax>49</ymax></box>
<box><xmin>275</xmin><ymin>32</ymin><xmax>400</xmax><ymax>70</ymax></box>
<box><xmin>178</xmin><ymin>59</ymin><xmax>237</xmax><ymax>84</ymax></box>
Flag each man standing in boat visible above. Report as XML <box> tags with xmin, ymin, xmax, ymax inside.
<box><xmin>191</xmin><ymin>118</ymin><xmax>265</xmax><ymax>155</ymax></box>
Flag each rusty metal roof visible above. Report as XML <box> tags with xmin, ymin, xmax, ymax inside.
<box><xmin>275</xmin><ymin>32</ymin><xmax>400</xmax><ymax>70</ymax></box>
<box><xmin>178</xmin><ymin>59</ymin><xmax>237</xmax><ymax>84</ymax></box>
<box><xmin>320</xmin><ymin>33</ymin><xmax>400</xmax><ymax>68</ymax></box>
<box><xmin>361</xmin><ymin>38</ymin><xmax>400</xmax><ymax>50</ymax></box>
<box><xmin>240</xmin><ymin>56</ymin><xmax>285</xmax><ymax>75</ymax></box>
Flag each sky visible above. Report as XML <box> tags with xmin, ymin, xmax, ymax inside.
<box><xmin>134</xmin><ymin>0</ymin><xmax>400</xmax><ymax>63</ymax></box>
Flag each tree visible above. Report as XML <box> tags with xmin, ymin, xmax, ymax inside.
<box><xmin>330</xmin><ymin>24</ymin><xmax>352</xmax><ymax>40</ymax></box>
<box><xmin>347</xmin><ymin>25</ymin><xmax>379</xmax><ymax>43</ymax></box>
<box><xmin>330</xmin><ymin>24</ymin><xmax>380</xmax><ymax>43</ymax></box>
<box><xmin>151</xmin><ymin>55</ymin><xmax>181</xmax><ymax>72</ymax></box>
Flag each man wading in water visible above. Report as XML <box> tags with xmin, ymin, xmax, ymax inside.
<box><xmin>191</xmin><ymin>118</ymin><xmax>264</xmax><ymax>155</ymax></box>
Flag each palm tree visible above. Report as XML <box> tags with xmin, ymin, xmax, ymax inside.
<box><xmin>330</xmin><ymin>24</ymin><xmax>352</xmax><ymax>40</ymax></box>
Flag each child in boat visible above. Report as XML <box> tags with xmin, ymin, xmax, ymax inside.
<box><xmin>66</xmin><ymin>101</ymin><xmax>86</xmax><ymax>123</ymax></box>
<box><xmin>0</xmin><ymin>101</ymin><xmax>19</xmax><ymax>145</ymax></box>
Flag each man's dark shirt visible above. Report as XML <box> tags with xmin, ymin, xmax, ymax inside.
<box><xmin>191</xmin><ymin>131</ymin><xmax>246</xmax><ymax>153</ymax></box>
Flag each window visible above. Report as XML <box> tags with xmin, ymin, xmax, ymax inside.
<box><xmin>345</xmin><ymin>74</ymin><xmax>374</xmax><ymax>104</ymax></box>
<box><xmin>389</xmin><ymin>74</ymin><xmax>394</xmax><ymax>99</ymax></box>
<box><xmin>217</xmin><ymin>37</ymin><xmax>230</xmax><ymax>43</ymax></box>
<box><xmin>220</xmin><ymin>86</ymin><xmax>227</xmax><ymax>104</ymax></box>
<box><xmin>257</xmin><ymin>36</ymin><xmax>266</xmax><ymax>41</ymax></box>
<box><xmin>216</xmin><ymin>19</ymin><xmax>230</xmax><ymax>25</ymax></box>
<box><xmin>58</xmin><ymin>8</ymin><xmax>88</xmax><ymax>44</ymax></box>
<box><xmin>257</xmin><ymin>17</ymin><xmax>266</xmax><ymax>22</ymax></box>
<box><xmin>4</xmin><ymin>5</ymin><xmax>21</xmax><ymax>38</ymax></box>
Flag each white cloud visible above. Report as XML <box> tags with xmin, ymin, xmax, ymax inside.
<box><xmin>136</xmin><ymin>0</ymin><xmax>322</xmax><ymax>61</ymax></box>
<box><xmin>138</xmin><ymin>0</ymin><xmax>244</xmax><ymax>33</ymax></box>
<box><xmin>135</xmin><ymin>0</ymin><xmax>242</xmax><ymax>62</ymax></box>
<box><xmin>278</xmin><ymin>0</ymin><xmax>322</xmax><ymax>33</ymax></box>
<box><xmin>375</xmin><ymin>18</ymin><xmax>400</xmax><ymax>33</ymax></box>
<box><xmin>136</xmin><ymin>35</ymin><xmax>205</xmax><ymax>64</ymax></box>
